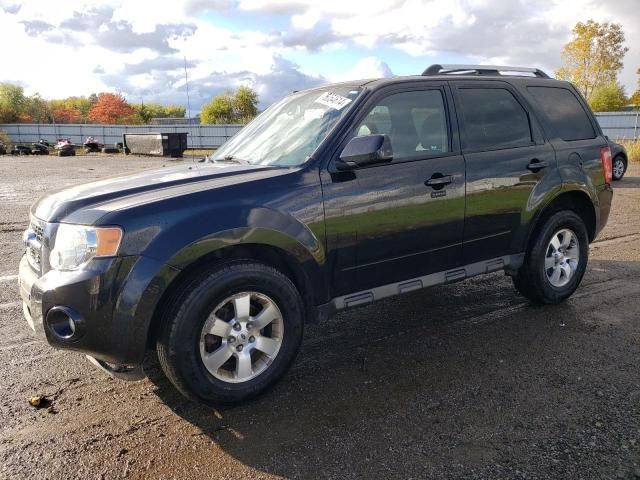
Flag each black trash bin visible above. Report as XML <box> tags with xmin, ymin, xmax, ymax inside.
<box><xmin>123</xmin><ymin>132</ymin><xmax>188</xmax><ymax>158</ymax></box>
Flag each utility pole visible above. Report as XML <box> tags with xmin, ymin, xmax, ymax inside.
<box><xmin>184</xmin><ymin>56</ymin><xmax>193</xmax><ymax>148</ymax></box>
<box><xmin>184</xmin><ymin>56</ymin><xmax>192</xmax><ymax>121</ymax></box>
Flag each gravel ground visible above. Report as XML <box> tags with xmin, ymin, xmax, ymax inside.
<box><xmin>0</xmin><ymin>155</ymin><xmax>639</xmax><ymax>480</ymax></box>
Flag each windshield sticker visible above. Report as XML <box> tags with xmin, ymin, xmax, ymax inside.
<box><xmin>315</xmin><ymin>92</ymin><xmax>352</xmax><ymax>111</ymax></box>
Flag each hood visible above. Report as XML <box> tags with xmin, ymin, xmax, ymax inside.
<box><xmin>32</xmin><ymin>161</ymin><xmax>287</xmax><ymax>223</ymax></box>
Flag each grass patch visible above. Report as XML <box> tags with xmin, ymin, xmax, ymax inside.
<box><xmin>620</xmin><ymin>140</ymin><xmax>640</xmax><ymax>163</ymax></box>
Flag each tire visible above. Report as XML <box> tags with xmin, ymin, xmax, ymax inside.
<box><xmin>102</xmin><ymin>147</ymin><xmax>119</xmax><ymax>154</ymax></box>
<box><xmin>612</xmin><ymin>155</ymin><xmax>627</xmax><ymax>181</ymax></box>
<box><xmin>157</xmin><ymin>261</ymin><xmax>305</xmax><ymax>405</ymax></box>
<box><xmin>513</xmin><ymin>210</ymin><xmax>589</xmax><ymax>304</ymax></box>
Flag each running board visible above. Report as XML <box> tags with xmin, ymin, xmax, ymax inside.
<box><xmin>331</xmin><ymin>254</ymin><xmax>522</xmax><ymax>312</ymax></box>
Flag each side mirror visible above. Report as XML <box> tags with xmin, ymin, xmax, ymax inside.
<box><xmin>336</xmin><ymin>134</ymin><xmax>393</xmax><ymax>170</ymax></box>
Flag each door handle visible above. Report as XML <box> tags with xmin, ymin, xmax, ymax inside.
<box><xmin>425</xmin><ymin>175</ymin><xmax>453</xmax><ymax>188</ymax></box>
<box><xmin>527</xmin><ymin>159</ymin><xmax>548</xmax><ymax>171</ymax></box>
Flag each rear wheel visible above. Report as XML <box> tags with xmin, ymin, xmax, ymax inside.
<box><xmin>157</xmin><ymin>261</ymin><xmax>304</xmax><ymax>405</ymax></box>
<box><xmin>612</xmin><ymin>155</ymin><xmax>627</xmax><ymax>181</ymax></box>
<box><xmin>513</xmin><ymin>210</ymin><xmax>589</xmax><ymax>304</ymax></box>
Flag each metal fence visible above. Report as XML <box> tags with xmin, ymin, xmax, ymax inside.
<box><xmin>1</xmin><ymin>112</ymin><xmax>638</xmax><ymax>148</ymax></box>
<box><xmin>594</xmin><ymin>112</ymin><xmax>639</xmax><ymax>141</ymax></box>
<box><xmin>0</xmin><ymin>123</ymin><xmax>244</xmax><ymax>148</ymax></box>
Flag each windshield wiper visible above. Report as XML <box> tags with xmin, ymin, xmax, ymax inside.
<box><xmin>205</xmin><ymin>154</ymin><xmax>250</xmax><ymax>165</ymax></box>
<box><xmin>222</xmin><ymin>155</ymin><xmax>251</xmax><ymax>165</ymax></box>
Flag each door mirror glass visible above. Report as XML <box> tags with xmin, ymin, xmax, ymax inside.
<box><xmin>336</xmin><ymin>134</ymin><xmax>393</xmax><ymax>170</ymax></box>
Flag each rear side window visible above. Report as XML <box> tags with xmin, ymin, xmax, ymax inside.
<box><xmin>457</xmin><ymin>88</ymin><xmax>532</xmax><ymax>151</ymax></box>
<box><xmin>527</xmin><ymin>87</ymin><xmax>595</xmax><ymax>141</ymax></box>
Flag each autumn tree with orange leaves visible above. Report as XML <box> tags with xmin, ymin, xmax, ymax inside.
<box><xmin>88</xmin><ymin>93</ymin><xmax>136</xmax><ymax>124</ymax></box>
<box><xmin>51</xmin><ymin>107</ymin><xmax>82</xmax><ymax>123</ymax></box>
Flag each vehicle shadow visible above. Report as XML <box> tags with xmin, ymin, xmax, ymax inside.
<box><xmin>148</xmin><ymin>259</ymin><xmax>640</xmax><ymax>478</ymax></box>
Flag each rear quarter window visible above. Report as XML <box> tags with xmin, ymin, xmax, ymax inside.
<box><xmin>527</xmin><ymin>86</ymin><xmax>596</xmax><ymax>141</ymax></box>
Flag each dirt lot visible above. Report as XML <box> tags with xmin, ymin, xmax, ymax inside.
<box><xmin>1</xmin><ymin>155</ymin><xmax>639</xmax><ymax>480</ymax></box>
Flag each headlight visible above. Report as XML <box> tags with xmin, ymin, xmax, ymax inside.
<box><xmin>49</xmin><ymin>224</ymin><xmax>123</xmax><ymax>271</ymax></box>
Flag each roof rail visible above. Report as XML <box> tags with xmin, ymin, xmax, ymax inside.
<box><xmin>422</xmin><ymin>64</ymin><xmax>550</xmax><ymax>79</ymax></box>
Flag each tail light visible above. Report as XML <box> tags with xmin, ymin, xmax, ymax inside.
<box><xmin>600</xmin><ymin>146</ymin><xmax>612</xmax><ymax>184</ymax></box>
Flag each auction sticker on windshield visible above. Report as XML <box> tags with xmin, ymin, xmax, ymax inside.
<box><xmin>315</xmin><ymin>92</ymin><xmax>352</xmax><ymax>110</ymax></box>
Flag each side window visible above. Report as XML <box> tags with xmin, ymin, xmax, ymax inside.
<box><xmin>527</xmin><ymin>86</ymin><xmax>596</xmax><ymax>141</ymax></box>
<box><xmin>354</xmin><ymin>90</ymin><xmax>449</xmax><ymax>161</ymax></box>
<box><xmin>458</xmin><ymin>88</ymin><xmax>533</xmax><ymax>151</ymax></box>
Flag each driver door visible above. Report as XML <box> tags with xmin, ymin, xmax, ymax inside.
<box><xmin>321</xmin><ymin>83</ymin><xmax>466</xmax><ymax>294</ymax></box>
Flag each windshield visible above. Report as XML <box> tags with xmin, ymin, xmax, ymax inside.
<box><xmin>210</xmin><ymin>85</ymin><xmax>363</xmax><ymax>166</ymax></box>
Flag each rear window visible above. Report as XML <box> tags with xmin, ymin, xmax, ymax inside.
<box><xmin>527</xmin><ymin>87</ymin><xmax>595</xmax><ymax>141</ymax></box>
<box><xmin>458</xmin><ymin>88</ymin><xmax>533</xmax><ymax>151</ymax></box>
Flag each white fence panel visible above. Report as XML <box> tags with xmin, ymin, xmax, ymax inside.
<box><xmin>3</xmin><ymin>114</ymin><xmax>635</xmax><ymax>147</ymax></box>
<box><xmin>0</xmin><ymin>123</ymin><xmax>244</xmax><ymax>148</ymax></box>
<box><xmin>594</xmin><ymin>112</ymin><xmax>639</xmax><ymax>141</ymax></box>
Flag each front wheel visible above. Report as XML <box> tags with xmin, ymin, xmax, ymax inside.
<box><xmin>157</xmin><ymin>261</ymin><xmax>304</xmax><ymax>405</ymax></box>
<box><xmin>513</xmin><ymin>210</ymin><xmax>589</xmax><ymax>304</ymax></box>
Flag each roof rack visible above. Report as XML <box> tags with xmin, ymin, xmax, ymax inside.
<box><xmin>422</xmin><ymin>64</ymin><xmax>550</xmax><ymax>79</ymax></box>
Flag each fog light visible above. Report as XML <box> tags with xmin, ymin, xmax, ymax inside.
<box><xmin>45</xmin><ymin>306</ymin><xmax>85</xmax><ymax>341</ymax></box>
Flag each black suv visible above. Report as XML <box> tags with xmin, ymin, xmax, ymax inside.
<box><xmin>19</xmin><ymin>64</ymin><xmax>613</xmax><ymax>404</ymax></box>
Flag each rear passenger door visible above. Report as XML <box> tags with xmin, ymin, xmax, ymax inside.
<box><xmin>451</xmin><ymin>81</ymin><xmax>557</xmax><ymax>263</ymax></box>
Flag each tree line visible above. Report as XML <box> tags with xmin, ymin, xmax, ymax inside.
<box><xmin>0</xmin><ymin>83</ymin><xmax>259</xmax><ymax>125</ymax></box>
<box><xmin>0</xmin><ymin>87</ymin><xmax>186</xmax><ymax>124</ymax></box>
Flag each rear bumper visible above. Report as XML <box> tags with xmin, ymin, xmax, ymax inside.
<box><xmin>18</xmin><ymin>254</ymin><xmax>172</xmax><ymax>368</ymax></box>
<box><xmin>594</xmin><ymin>183</ymin><xmax>613</xmax><ymax>239</ymax></box>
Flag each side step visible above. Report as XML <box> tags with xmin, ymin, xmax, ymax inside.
<box><xmin>333</xmin><ymin>254</ymin><xmax>520</xmax><ymax>311</ymax></box>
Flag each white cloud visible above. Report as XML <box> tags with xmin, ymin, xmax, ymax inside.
<box><xmin>0</xmin><ymin>0</ymin><xmax>637</xmax><ymax>110</ymax></box>
<box><xmin>330</xmin><ymin>57</ymin><xmax>393</xmax><ymax>82</ymax></box>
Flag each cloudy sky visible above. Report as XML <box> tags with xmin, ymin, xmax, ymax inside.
<box><xmin>0</xmin><ymin>0</ymin><xmax>638</xmax><ymax>112</ymax></box>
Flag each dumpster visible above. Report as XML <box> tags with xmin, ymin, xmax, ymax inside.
<box><xmin>123</xmin><ymin>132</ymin><xmax>188</xmax><ymax>158</ymax></box>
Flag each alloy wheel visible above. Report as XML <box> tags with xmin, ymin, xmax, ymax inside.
<box><xmin>544</xmin><ymin>228</ymin><xmax>580</xmax><ymax>288</ymax></box>
<box><xmin>199</xmin><ymin>292</ymin><xmax>284</xmax><ymax>383</ymax></box>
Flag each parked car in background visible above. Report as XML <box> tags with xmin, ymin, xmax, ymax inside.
<box><xmin>609</xmin><ymin>140</ymin><xmax>628</xmax><ymax>181</ymax></box>
<box><xmin>19</xmin><ymin>64</ymin><xmax>613</xmax><ymax>405</ymax></box>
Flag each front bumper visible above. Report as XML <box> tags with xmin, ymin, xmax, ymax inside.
<box><xmin>19</xmin><ymin>254</ymin><xmax>146</xmax><ymax>367</ymax></box>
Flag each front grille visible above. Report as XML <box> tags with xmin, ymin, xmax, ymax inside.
<box><xmin>33</xmin><ymin>222</ymin><xmax>44</xmax><ymax>242</ymax></box>
<box><xmin>26</xmin><ymin>217</ymin><xmax>45</xmax><ymax>273</ymax></box>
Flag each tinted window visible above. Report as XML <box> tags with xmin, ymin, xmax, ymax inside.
<box><xmin>458</xmin><ymin>88</ymin><xmax>532</xmax><ymax>150</ymax></box>
<box><xmin>527</xmin><ymin>86</ymin><xmax>595</xmax><ymax>141</ymax></box>
<box><xmin>354</xmin><ymin>90</ymin><xmax>449</xmax><ymax>160</ymax></box>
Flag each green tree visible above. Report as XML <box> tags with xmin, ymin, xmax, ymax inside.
<box><xmin>588</xmin><ymin>82</ymin><xmax>627</xmax><ymax>111</ymax></box>
<box><xmin>131</xmin><ymin>103</ymin><xmax>187</xmax><ymax>123</ymax></box>
<box><xmin>164</xmin><ymin>105</ymin><xmax>186</xmax><ymax>118</ymax></box>
<box><xmin>233</xmin><ymin>85</ymin><xmax>258</xmax><ymax>123</ymax></box>
<box><xmin>556</xmin><ymin>20</ymin><xmax>628</xmax><ymax>99</ymax></box>
<box><xmin>201</xmin><ymin>92</ymin><xmax>235</xmax><ymax>124</ymax></box>
<box><xmin>629</xmin><ymin>68</ymin><xmax>640</xmax><ymax>106</ymax></box>
<box><xmin>24</xmin><ymin>94</ymin><xmax>50</xmax><ymax>123</ymax></box>
<box><xmin>201</xmin><ymin>86</ymin><xmax>259</xmax><ymax>124</ymax></box>
<box><xmin>0</xmin><ymin>83</ymin><xmax>27</xmax><ymax>122</ymax></box>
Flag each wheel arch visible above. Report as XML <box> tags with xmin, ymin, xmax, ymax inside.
<box><xmin>145</xmin><ymin>238</ymin><xmax>327</xmax><ymax>348</ymax></box>
<box><xmin>525</xmin><ymin>189</ymin><xmax>597</xmax><ymax>255</ymax></box>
